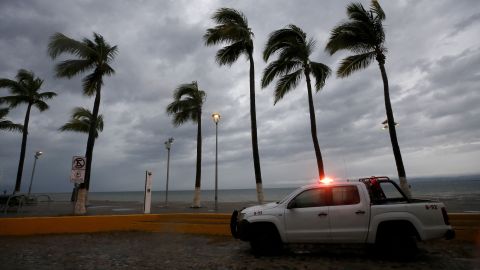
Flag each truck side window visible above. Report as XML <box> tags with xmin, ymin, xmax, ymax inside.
<box><xmin>291</xmin><ymin>188</ymin><xmax>328</xmax><ymax>208</ymax></box>
<box><xmin>332</xmin><ymin>186</ymin><xmax>360</xmax><ymax>205</ymax></box>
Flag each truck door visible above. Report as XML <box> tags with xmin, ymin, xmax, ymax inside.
<box><xmin>328</xmin><ymin>185</ymin><xmax>370</xmax><ymax>243</ymax></box>
<box><xmin>284</xmin><ymin>187</ymin><xmax>330</xmax><ymax>243</ymax></box>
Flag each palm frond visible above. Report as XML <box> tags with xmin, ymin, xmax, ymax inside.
<box><xmin>0</xmin><ymin>120</ymin><xmax>23</xmax><ymax>132</ymax></box>
<box><xmin>0</xmin><ymin>95</ymin><xmax>30</xmax><ymax>108</ymax></box>
<box><xmin>59</xmin><ymin>120</ymin><xmax>90</xmax><ymax>133</ymax></box>
<box><xmin>371</xmin><ymin>0</ymin><xmax>386</xmax><ymax>20</ymax></box>
<box><xmin>310</xmin><ymin>62</ymin><xmax>332</xmax><ymax>91</ymax></box>
<box><xmin>167</xmin><ymin>82</ymin><xmax>205</xmax><ymax>126</ymax></box>
<box><xmin>273</xmin><ymin>70</ymin><xmax>303</xmax><ymax>104</ymax></box>
<box><xmin>325</xmin><ymin>22</ymin><xmax>374</xmax><ymax>55</ymax></box>
<box><xmin>337</xmin><ymin>51</ymin><xmax>376</xmax><ymax>77</ymax></box>
<box><xmin>0</xmin><ymin>79</ymin><xmax>21</xmax><ymax>93</ymax></box>
<box><xmin>55</xmin><ymin>59</ymin><xmax>95</xmax><ymax>78</ymax></box>
<box><xmin>263</xmin><ymin>25</ymin><xmax>307</xmax><ymax>61</ymax></box>
<box><xmin>212</xmin><ymin>8</ymin><xmax>249</xmax><ymax>29</ymax></box>
<box><xmin>204</xmin><ymin>25</ymin><xmax>250</xmax><ymax>46</ymax></box>
<box><xmin>82</xmin><ymin>72</ymin><xmax>103</xmax><ymax>96</ymax></box>
<box><xmin>261</xmin><ymin>59</ymin><xmax>302</xmax><ymax>88</ymax></box>
<box><xmin>0</xmin><ymin>107</ymin><xmax>9</xmax><ymax>118</ymax></box>
<box><xmin>16</xmin><ymin>69</ymin><xmax>35</xmax><ymax>82</ymax></box>
<box><xmin>48</xmin><ymin>32</ymin><xmax>96</xmax><ymax>59</ymax></box>
<box><xmin>326</xmin><ymin>1</ymin><xmax>385</xmax><ymax>58</ymax></box>
<box><xmin>59</xmin><ymin>107</ymin><xmax>103</xmax><ymax>137</ymax></box>
<box><xmin>33</xmin><ymin>100</ymin><xmax>49</xmax><ymax>111</ymax></box>
<box><xmin>215</xmin><ymin>41</ymin><xmax>246</xmax><ymax>66</ymax></box>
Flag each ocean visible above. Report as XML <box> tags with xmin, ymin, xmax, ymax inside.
<box><xmin>44</xmin><ymin>177</ymin><xmax>480</xmax><ymax>209</ymax></box>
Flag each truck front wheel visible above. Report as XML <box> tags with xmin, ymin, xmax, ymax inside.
<box><xmin>249</xmin><ymin>224</ymin><xmax>282</xmax><ymax>256</ymax></box>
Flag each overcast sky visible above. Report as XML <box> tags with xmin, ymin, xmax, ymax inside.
<box><xmin>0</xmin><ymin>0</ymin><xmax>479</xmax><ymax>194</ymax></box>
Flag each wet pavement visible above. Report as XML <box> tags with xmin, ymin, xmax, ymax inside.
<box><xmin>0</xmin><ymin>232</ymin><xmax>478</xmax><ymax>270</ymax></box>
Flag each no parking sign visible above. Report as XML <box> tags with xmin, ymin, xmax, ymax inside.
<box><xmin>70</xmin><ymin>156</ymin><xmax>86</xmax><ymax>183</ymax></box>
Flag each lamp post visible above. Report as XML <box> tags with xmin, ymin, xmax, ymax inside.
<box><xmin>212</xmin><ymin>112</ymin><xmax>221</xmax><ymax>210</ymax></box>
<box><xmin>27</xmin><ymin>151</ymin><xmax>43</xmax><ymax>197</ymax></box>
<box><xmin>164</xmin><ymin>137</ymin><xmax>174</xmax><ymax>206</ymax></box>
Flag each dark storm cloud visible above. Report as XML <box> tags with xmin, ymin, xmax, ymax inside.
<box><xmin>1</xmin><ymin>0</ymin><xmax>479</xmax><ymax>193</ymax></box>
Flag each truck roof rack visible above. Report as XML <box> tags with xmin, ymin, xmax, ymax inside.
<box><xmin>358</xmin><ymin>176</ymin><xmax>391</xmax><ymax>182</ymax></box>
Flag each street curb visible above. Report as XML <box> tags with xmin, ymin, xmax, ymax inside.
<box><xmin>0</xmin><ymin>213</ymin><xmax>231</xmax><ymax>236</ymax></box>
<box><xmin>0</xmin><ymin>213</ymin><xmax>478</xmax><ymax>243</ymax></box>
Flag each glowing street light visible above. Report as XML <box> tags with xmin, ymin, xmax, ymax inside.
<box><xmin>27</xmin><ymin>151</ymin><xmax>43</xmax><ymax>197</ymax></box>
<box><xmin>164</xmin><ymin>137</ymin><xmax>174</xmax><ymax>206</ymax></box>
<box><xmin>212</xmin><ymin>112</ymin><xmax>221</xmax><ymax>210</ymax></box>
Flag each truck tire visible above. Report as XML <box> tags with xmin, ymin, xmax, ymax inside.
<box><xmin>375</xmin><ymin>222</ymin><xmax>418</xmax><ymax>260</ymax></box>
<box><xmin>249</xmin><ymin>224</ymin><xmax>282</xmax><ymax>256</ymax></box>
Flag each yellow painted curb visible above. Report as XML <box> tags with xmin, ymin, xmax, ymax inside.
<box><xmin>0</xmin><ymin>213</ymin><xmax>478</xmax><ymax>243</ymax></box>
<box><xmin>449</xmin><ymin>213</ymin><xmax>480</xmax><ymax>243</ymax></box>
<box><xmin>0</xmin><ymin>213</ymin><xmax>231</xmax><ymax>236</ymax></box>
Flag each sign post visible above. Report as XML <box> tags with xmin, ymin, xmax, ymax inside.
<box><xmin>144</xmin><ymin>171</ymin><xmax>153</xmax><ymax>214</ymax></box>
<box><xmin>70</xmin><ymin>156</ymin><xmax>86</xmax><ymax>184</ymax></box>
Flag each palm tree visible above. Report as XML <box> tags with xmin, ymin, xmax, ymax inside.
<box><xmin>204</xmin><ymin>8</ymin><xmax>265</xmax><ymax>203</ymax></box>
<box><xmin>325</xmin><ymin>0</ymin><xmax>411</xmax><ymax>197</ymax></box>
<box><xmin>166</xmin><ymin>81</ymin><xmax>205</xmax><ymax>208</ymax></box>
<box><xmin>262</xmin><ymin>25</ymin><xmax>331</xmax><ymax>180</ymax></box>
<box><xmin>48</xmin><ymin>32</ymin><xmax>117</xmax><ymax>214</ymax></box>
<box><xmin>0</xmin><ymin>108</ymin><xmax>23</xmax><ymax>132</ymax></box>
<box><xmin>59</xmin><ymin>107</ymin><xmax>104</xmax><ymax>138</ymax></box>
<box><xmin>0</xmin><ymin>69</ymin><xmax>57</xmax><ymax>193</ymax></box>
<box><xmin>59</xmin><ymin>107</ymin><xmax>104</xmax><ymax>202</ymax></box>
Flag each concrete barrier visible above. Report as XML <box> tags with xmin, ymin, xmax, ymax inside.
<box><xmin>0</xmin><ymin>213</ymin><xmax>478</xmax><ymax>243</ymax></box>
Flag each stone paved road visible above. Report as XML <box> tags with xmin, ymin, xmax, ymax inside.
<box><xmin>0</xmin><ymin>232</ymin><xmax>478</xmax><ymax>270</ymax></box>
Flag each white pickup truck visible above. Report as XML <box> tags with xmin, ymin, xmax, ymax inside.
<box><xmin>230</xmin><ymin>176</ymin><xmax>455</xmax><ymax>256</ymax></box>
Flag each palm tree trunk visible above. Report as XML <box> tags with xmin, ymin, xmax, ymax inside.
<box><xmin>75</xmin><ymin>87</ymin><xmax>101</xmax><ymax>215</ymax></box>
<box><xmin>378</xmin><ymin>60</ymin><xmax>411</xmax><ymax>198</ymax></box>
<box><xmin>192</xmin><ymin>110</ymin><xmax>202</xmax><ymax>208</ymax></box>
<box><xmin>248</xmin><ymin>52</ymin><xmax>264</xmax><ymax>204</ymax></box>
<box><xmin>14</xmin><ymin>103</ymin><xmax>32</xmax><ymax>193</ymax></box>
<box><xmin>304</xmin><ymin>70</ymin><xmax>325</xmax><ymax>180</ymax></box>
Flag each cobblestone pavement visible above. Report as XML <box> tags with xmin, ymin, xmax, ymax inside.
<box><xmin>0</xmin><ymin>232</ymin><xmax>478</xmax><ymax>270</ymax></box>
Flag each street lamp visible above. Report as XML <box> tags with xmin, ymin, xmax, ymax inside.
<box><xmin>164</xmin><ymin>137</ymin><xmax>174</xmax><ymax>206</ymax></box>
<box><xmin>381</xmin><ymin>119</ymin><xmax>398</xmax><ymax>130</ymax></box>
<box><xmin>212</xmin><ymin>112</ymin><xmax>221</xmax><ymax>211</ymax></box>
<box><xmin>27</xmin><ymin>151</ymin><xmax>43</xmax><ymax>197</ymax></box>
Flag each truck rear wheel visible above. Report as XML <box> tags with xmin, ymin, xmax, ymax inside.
<box><xmin>375</xmin><ymin>222</ymin><xmax>418</xmax><ymax>260</ymax></box>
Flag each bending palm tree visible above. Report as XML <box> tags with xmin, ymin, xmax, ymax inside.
<box><xmin>0</xmin><ymin>69</ymin><xmax>56</xmax><ymax>193</ymax></box>
<box><xmin>59</xmin><ymin>107</ymin><xmax>104</xmax><ymax>138</ymax></box>
<box><xmin>166</xmin><ymin>81</ymin><xmax>205</xmax><ymax>208</ymax></box>
<box><xmin>0</xmin><ymin>108</ymin><xmax>23</xmax><ymax>132</ymax></box>
<box><xmin>204</xmin><ymin>8</ymin><xmax>264</xmax><ymax>203</ymax></box>
<box><xmin>48</xmin><ymin>32</ymin><xmax>117</xmax><ymax>214</ymax></box>
<box><xmin>325</xmin><ymin>0</ymin><xmax>411</xmax><ymax>197</ymax></box>
<box><xmin>60</xmin><ymin>107</ymin><xmax>104</xmax><ymax>202</ymax></box>
<box><xmin>262</xmin><ymin>25</ymin><xmax>331</xmax><ymax>180</ymax></box>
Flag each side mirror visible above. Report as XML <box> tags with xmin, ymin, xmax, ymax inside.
<box><xmin>287</xmin><ymin>200</ymin><xmax>296</xmax><ymax>209</ymax></box>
